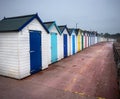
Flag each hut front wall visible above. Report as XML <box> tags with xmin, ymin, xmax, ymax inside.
<box><xmin>49</xmin><ymin>25</ymin><xmax>62</xmax><ymax>62</ymax></box>
<box><xmin>18</xmin><ymin>18</ymin><xmax>49</xmax><ymax>79</ymax></box>
<box><xmin>95</xmin><ymin>36</ymin><xmax>97</xmax><ymax>44</ymax></box>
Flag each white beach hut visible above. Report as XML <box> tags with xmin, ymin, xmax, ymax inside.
<box><xmin>0</xmin><ymin>14</ymin><xmax>49</xmax><ymax>79</ymax></box>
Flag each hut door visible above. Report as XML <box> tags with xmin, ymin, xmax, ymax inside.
<box><xmin>29</xmin><ymin>31</ymin><xmax>42</xmax><ymax>74</ymax></box>
<box><xmin>63</xmin><ymin>34</ymin><xmax>68</xmax><ymax>57</ymax></box>
<box><xmin>85</xmin><ymin>35</ymin><xmax>87</xmax><ymax>48</ymax></box>
<box><xmin>77</xmin><ymin>35</ymin><xmax>80</xmax><ymax>51</ymax></box>
<box><xmin>82</xmin><ymin>35</ymin><xmax>84</xmax><ymax>50</ymax></box>
<box><xmin>51</xmin><ymin>33</ymin><xmax>57</xmax><ymax>63</ymax></box>
<box><xmin>72</xmin><ymin>35</ymin><xmax>75</xmax><ymax>54</ymax></box>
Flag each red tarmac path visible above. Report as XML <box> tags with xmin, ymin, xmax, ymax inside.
<box><xmin>0</xmin><ymin>42</ymin><xmax>119</xmax><ymax>99</ymax></box>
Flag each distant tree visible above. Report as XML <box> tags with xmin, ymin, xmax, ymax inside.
<box><xmin>104</xmin><ymin>33</ymin><xmax>111</xmax><ymax>38</ymax></box>
<box><xmin>100</xmin><ymin>33</ymin><xmax>104</xmax><ymax>36</ymax></box>
<box><xmin>111</xmin><ymin>33</ymin><xmax>120</xmax><ymax>39</ymax></box>
<box><xmin>114</xmin><ymin>33</ymin><xmax>120</xmax><ymax>42</ymax></box>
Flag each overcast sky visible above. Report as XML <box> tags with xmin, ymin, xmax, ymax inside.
<box><xmin>0</xmin><ymin>0</ymin><xmax>120</xmax><ymax>34</ymax></box>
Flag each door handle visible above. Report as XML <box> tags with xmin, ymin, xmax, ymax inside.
<box><xmin>30</xmin><ymin>51</ymin><xmax>35</xmax><ymax>53</ymax></box>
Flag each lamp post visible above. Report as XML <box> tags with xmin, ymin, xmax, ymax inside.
<box><xmin>76</xmin><ymin>23</ymin><xmax>78</xmax><ymax>29</ymax></box>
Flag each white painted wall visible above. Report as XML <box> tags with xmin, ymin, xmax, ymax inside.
<box><xmin>95</xmin><ymin>37</ymin><xmax>97</xmax><ymax>44</ymax></box>
<box><xmin>98</xmin><ymin>36</ymin><xmax>101</xmax><ymax>42</ymax></box>
<box><xmin>58</xmin><ymin>33</ymin><xmax>63</xmax><ymax>60</ymax></box>
<box><xmin>100</xmin><ymin>37</ymin><xmax>104</xmax><ymax>42</ymax></box>
<box><xmin>86</xmin><ymin>35</ymin><xmax>88</xmax><ymax>47</ymax></box>
<box><xmin>0</xmin><ymin>32</ymin><xmax>20</xmax><ymax>78</ymax></box>
<box><xmin>84</xmin><ymin>36</ymin><xmax>86</xmax><ymax>48</ymax></box>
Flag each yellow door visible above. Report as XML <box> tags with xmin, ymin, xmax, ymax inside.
<box><xmin>80</xmin><ymin>35</ymin><xmax>82</xmax><ymax>50</ymax></box>
<box><xmin>77</xmin><ymin>35</ymin><xmax>80</xmax><ymax>51</ymax></box>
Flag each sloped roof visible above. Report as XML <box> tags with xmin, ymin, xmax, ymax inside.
<box><xmin>0</xmin><ymin>14</ymin><xmax>49</xmax><ymax>33</ymax></box>
<box><xmin>58</xmin><ymin>26</ymin><xmax>65</xmax><ymax>33</ymax></box>
<box><xmin>75</xmin><ymin>29</ymin><xmax>80</xmax><ymax>35</ymax></box>
<box><xmin>68</xmin><ymin>28</ymin><xmax>76</xmax><ymax>36</ymax></box>
<box><xmin>44</xmin><ymin>21</ymin><xmax>61</xmax><ymax>35</ymax></box>
<box><xmin>58</xmin><ymin>25</ymin><xmax>70</xmax><ymax>35</ymax></box>
<box><xmin>43</xmin><ymin>21</ymin><xmax>54</xmax><ymax>30</ymax></box>
<box><xmin>68</xmin><ymin>28</ymin><xmax>73</xmax><ymax>34</ymax></box>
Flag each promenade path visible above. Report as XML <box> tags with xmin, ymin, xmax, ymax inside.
<box><xmin>0</xmin><ymin>42</ymin><xmax>119</xmax><ymax>99</ymax></box>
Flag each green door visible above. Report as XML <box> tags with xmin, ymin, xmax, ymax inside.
<box><xmin>82</xmin><ymin>35</ymin><xmax>84</xmax><ymax>50</ymax></box>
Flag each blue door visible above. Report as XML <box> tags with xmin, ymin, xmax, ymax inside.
<box><xmin>51</xmin><ymin>33</ymin><xmax>57</xmax><ymax>63</ymax></box>
<box><xmin>29</xmin><ymin>31</ymin><xmax>42</xmax><ymax>74</ymax></box>
<box><xmin>72</xmin><ymin>35</ymin><xmax>75</xmax><ymax>54</ymax></box>
<box><xmin>63</xmin><ymin>34</ymin><xmax>68</xmax><ymax>57</ymax></box>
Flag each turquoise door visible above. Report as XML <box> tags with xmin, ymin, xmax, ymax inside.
<box><xmin>29</xmin><ymin>30</ymin><xmax>42</xmax><ymax>74</ymax></box>
<box><xmin>51</xmin><ymin>33</ymin><xmax>57</xmax><ymax>63</ymax></box>
<box><xmin>72</xmin><ymin>35</ymin><xmax>75</xmax><ymax>54</ymax></box>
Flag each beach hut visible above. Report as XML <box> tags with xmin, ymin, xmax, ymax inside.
<box><xmin>90</xmin><ymin>31</ymin><xmax>95</xmax><ymax>45</ymax></box>
<box><xmin>88</xmin><ymin>31</ymin><xmax>91</xmax><ymax>46</ymax></box>
<box><xmin>87</xmin><ymin>31</ymin><xmax>89</xmax><ymax>47</ymax></box>
<box><xmin>95</xmin><ymin>32</ymin><xmax>98</xmax><ymax>44</ymax></box>
<box><xmin>99</xmin><ymin>34</ymin><xmax>101</xmax><ymax>43</ymax></box>
<box><xmin>93</xmin><ymin>32</ymin><xmax>96</xmax><ymax>44</ymax></box>
<box><xmin>44</xmin><ymin>21</ymin><xmax>62</xmax><ymax>64</ymax></box>
<box><xmin>90</xmin><ymin>32</ymin><xmax>92</xmax><ymax>45</ymax></box>
<box><xmin>0</xmin><ymin>14</ymin><xmax>49</xmax><ymax>79</ymax></box>
<box><xmin>100</xmin><ymin>35</ymin><xmax>104</xmax><ymax>42</ymax></box>
<box><xmin>75</xmin><ymin>29</ymin><xmax>82</xmax><ymax>52</ymax></box>
<box><xmin>89</xmin><ymin>32</ymin><xmax>91</xmax><ymax>47</ymax></box>
<box><xmin>83</xmin><ymin>31</ymin><xmax>87</xmax><ymax>48</ymax></box>
<box><xmin>86</xmin><ymin>31</ymin><xmax>89</xmax><ymax>47</ymax></box>
<box><xmin>68</xmin><ymin>28</ymin><xmax>77</xmax><ymax>55</ymax></box>
<box><xmin>58</xmin><ymin>25</ymin><xmax>70</xmax><ymax>57</ymax></box>
<box><xmin>97</xmin><ymin>34</ymin><xmax>101</xmax><ymax>43</ymax></box>
<box><xmin>83</xmin><ymin>32</ymin><xmax>85</xmax><ymax>48</ymax></box>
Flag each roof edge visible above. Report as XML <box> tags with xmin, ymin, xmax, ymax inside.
<box><xmin>45</xmin><ymin>21</ymin><xmax>61</xmax><ymax>35</ymax></box>
<box><xmin>18</xmin><ymin>13</ymin><xmax>49</xmax><ymax>33</ymax></box>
